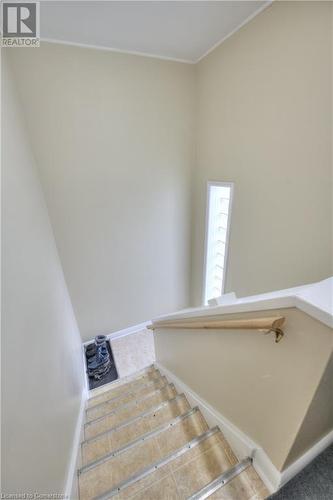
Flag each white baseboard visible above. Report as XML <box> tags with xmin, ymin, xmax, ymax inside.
<box><xmin>155</xmin><ymin>362</ymin><xmax>333</xmax><ymax>494</ymax></box>
<box><xmin>280</xmin><ymin>428</ymin><xmax>333</xmax><ymax>487</ymax></box>
<box><xmin>64</xmin><ymin>387</ymin><xmax>88</xmax><ymax>499</ymax></box>
<box><xmin>82</xmin><ymin>321</ymin><xmax>151</xmax><ymax>346</ymax></box>
<box><xmin>154</xmin><ymin>362</ymin><xmax>281</xmax><ymax>494</ymax></box>
<box><xmin>155</xmin><ymin>364</ymin><xmax>258</xmax><ymax>458</ymax></box>
<box><xmin>154</xmin><ymin>362</ymin><xmax>280</xmax><ymax>493</ymax></box>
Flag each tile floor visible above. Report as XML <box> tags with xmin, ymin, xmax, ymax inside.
<box><xmin>111</xmin><ymin>328</ymin><xmax>156</xmax><ymax>378</ymax></box>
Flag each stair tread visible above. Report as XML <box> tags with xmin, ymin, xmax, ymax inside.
<box><xmin>87</xmin><ymin>365</ymin><xmax>155</xmax><ymax>400</ymax></box>
<box><xmin>79</xmin><ymin>411</ymin><xmax>209</xmax><ymax>499</ymax></box>
<box><xmin>127</xmin><ymin>464</ymin><xmax>268</xmax><ymax>500</ymax></box>
<box><xmin>82</xmin><ymin>394</ymin><xmax>190</xmax><ymax>465</ymax></box>
<box><xmin>87</xmin><ymin>367</ymin><xmax>159</xmax><ymax>408</ymax></box>
<box><xmin>79</xmin><ymin>369</ymin><xmax>268</xmax><ymax>500</ymax></box>
<box><xmin>207</xmin><ymin>468</ymin><xmax>268</xmax><ymax>500</ymax></box>
<box><xmin>110</xmin><ymin>432</ymin><xmax>266</xmax><ymax>500</ymax></box>
<box><xmin>80</xmin><ymin>407</ymin><xmax>201</xmax><ymax>473</ymax></box>
<box><xmin>88</xmin><ymin>428</ymin><xmax>222</xmax><ymax>500</ymax></box>
<box><xmin>85</xmin><ymin>375</ymin><xmax>167</xmax><ymax>422</ymax></box>
<box><xmin>84</xmin><ymin>384</ymin><xmax>177</xmax><ymax>440</ymax></box>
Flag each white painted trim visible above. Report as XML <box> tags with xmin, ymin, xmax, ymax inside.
<box><xmin>64</xmin><ymin>387</ymin><xmax>87</xmax><ymax>499</ymax></box>
<box><xmin>202</xmin><ymin>181</ymin><xmax>234</xmax><ymax>305</ymax></box>
<box><xmin>195</xmin><ymin>1</ymin><xmax>273</xmax><ymax>63</ymax></box>
<box><xmin>41</xmin><ymin>38</ymin><xmax>193</xmax><ymax>65</ymax></box>
<box><xmin>201</xmin><ymin>181</ymin><xmax>211</xmax><ymax>306</ymax></box>
<box><xmin>82</xmin><ymin>320</ymin><xmax>151</xmax><ymax>347</ymax></box>
<box><xmin>154</xmin><ymin>278</ymin><xmax>333</xmax><ymax>330</ymax></box>
<box><xmin>155</xmin><ymin>362</ymin><xmax>333</xmax><ymax>493</ymax></box>
<box><xmin>280</xmin><ymin>428</ymin><xmax>333</xmax><ymax>488</ymax></box>
<box><xmin>82</xmin><ymin>341</ymin><xmax>89</xmax><ymax>396</ymax></box>
<box><xmin>222</xmin><ymin>183</ymin><xmax>234</xmax><ymax>299</ymax></box>
<box><xmin>154</xmin><ymin>361</ymin><xmax>280</xmax><ymax>494</ymax></box>
<box><xmin>41</xmin><ymin>2</ymin><xmax>272</xmax><ymax>65</ymax></box>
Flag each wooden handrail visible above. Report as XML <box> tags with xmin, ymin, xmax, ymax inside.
<box><xmin>148</xmin><ymin>316</ymin><xmax>285</xmax><ymax>343</ymax></box>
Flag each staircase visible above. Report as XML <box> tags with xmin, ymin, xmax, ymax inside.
<box><xmin>78</xmin><ymin>365</ymin><xmax>269</xmax><ymax>499</ymax></box>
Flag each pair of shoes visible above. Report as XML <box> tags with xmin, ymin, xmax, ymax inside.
<box><xmin>95</xmin><ymin>335</ymin><xmax>107</xmax><ymax>347</ymax></box>
<box><xmin>87</xmin><ymin>345</ymin><xmax>109</xmax><ymax>365</ymax></box>
<box><xmin>88</xmin><ymin>356</ymin><xmax>109</xmax><ymax>370</ymax></box>
<box><xmin>86</xmin><ymin>343</ymin><xmax>97</xmax><ymax>359</ymax></box>
<box><xmin>88</xmin><ymin>362</ymin><xmax>111</xmax><ymax>380</ymax></box>
<box><xmin>86</xmin><ymin>335</ymin><xmax>112</xmax><ymax>379</ymax></box>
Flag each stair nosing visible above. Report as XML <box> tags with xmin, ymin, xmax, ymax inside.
<box><xmin>91</xmin><ymin>426</ymin><xmax>220</xmax><ymax>500</ymax></box>
<box><xmin>87</xmin><ymin>364</ymin><xmax>156</xmax><ymax>402</ymax></box>
<box><xmin>79</xmin><ymin>406</ymin><xmax>200</xmax><ymax>474</ymax></box>
<box><xmin>187</xmin><ymin>457</ymin><xmax>253</xmax><ymax>500</ymax></box>
<box><xmin>81</xmin><ymin>393</ymin><xmax>187</xmax><ymax>445</ymax></box>
<box><xmin>86</xmin><ymin>376</ymin><xmax>166</xmax><ymax>413</ymax></box>
<box><xmin>84</xmin><ymin>383</ymin><xmax>175</xmax><ymax>427</ymax></box>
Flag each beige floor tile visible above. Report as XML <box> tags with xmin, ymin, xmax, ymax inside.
<box><xmin>103</xmin><ymin>433</ymin><xmax>230</xmax><ymax>500</ymax></box>
<box><xmin>243</xmin><ymin>467</ymin><xmax>269</xmax><ymax>499</ymax></box>
<box><xmin>147</xmin><ymin>396</ymin><xmax>190</xmax><ymax>429</ymax></box>
<box><xmin>122</xmin><ymin>384</ymin><xmax>176</xmax><ymax>416</ymax></box>
<box><xmin>79</xmin><ymin>461</ymin><xmax>114</xmax><ymax>500</ymax></box>
<box><xmin>168</xmin><ymin>433</ymin><xmax>222</xmax><ymax>472</ymax></box>
<box><xmin>83</xmin><ymin>394</ymin><xmax>190</xmax><ymax>465</ymax></box>
<box><xmin>82</xmin><ymin>418</ymin><xmax>150</xmax><ymax>466</ymax></box>
<box><xmin>130</xmin><ymin>474</ymin><xmax>181</xmax><ymax>500</ymax></box>
<box><xmin>87</xmin><ymin>368</ymin><xmax>160</xmax><ymax>408</ymax></box>
<box><xmin>216</xmin><ymin>432</ymin><xmax>239</xmax><ymax>465</ymax></box>
<box><xmin>84</xmin><ymin>403</ymin><xmax>202</xmax><ymax>467</ymax></box>
<box><xmin>172</xmin><ymin>440</ymin><xmax>235</xmax><ymax>498</ymax></box>
<box><xmin>84</xmin><ymin>385</ymin><xmax>177</xmax><ymax>439</ymax></box>
<box><xmin>109</xmin><ymin>416</ymin><xmax>151</xmax><ymax>451</ymax></box>
<box><xmin>155</xmin><ymin>411</ymin><xmax>208</xmax><ymax>456</ymax></box>
<box><xmin>79</xmin><ymin>438</ymin><xmax>161</xmax><ymax>499</ymax></box>
<box><xmin>87</xmin><ymin>369</ymin><xmax>156</xmax><ymax>405</ymax></box>
<box><xmin>111</xmin><ymin>329</ymin><xmax>155</xmax><ymax>378</ymax></box>
<box><xmin>207</xmin><ymin>467</ymin><xmax>269</xmax><ymax>500</ymax></box>
<box><xmin>112</xmin><ymin>464</ymin><xmax>171</xmax><ymax>500</ymax></box>
<box><xmin>86</xmin><ymin>376</ymin><xmax>167</xmax><ymax>422</ymax></box>
<box><xmin>87</xmin><ymin>365</ymin><xmax>155</xmax><ymax>400</ymax></box>
<box><xmin>81</xmin><ymin>434</ymin><xmax>112</xmax><ymax>465</ymax></box>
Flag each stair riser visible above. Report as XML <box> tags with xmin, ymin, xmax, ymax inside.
<box><xmin>85</xmin><ymin>376</ymin><xmax>167</xmax><ymax>422</ymax></box>
<box><xmin>82</xmin><ymin>395</ymin><xmax>190</xmax><ymax>465</ymax></box>
<box><xmin>79</xmin><ymin>412</ymin><xmax>208</xmax><ymax>499</ymax></box>
<box><xmin>92</xmin><ymin>428</ymin><xmax>221</xmax><ymax>500</ymax></box>
<box><xmin>87</xmin><ymin>368</ymin><xmax>160</xmax><ymax>408</ymax></box>
<box><xmin>188</xmin><ymin>457</ymin><xmax>252</xmax><ymax>500</ymax></box>
<box><xmin>79</xmin><ymin>367</ymin><xmax>268</xmax><ymax>500</ymax></box>
<box><xmin>80</xmin><ymin>407</ymin><xmax>200</xmax><ymax>474</ymax></box>
<box><xmin>84</xmin><ymin>385</ymin><xmax>177</xmax><ymax>440</ymax></box>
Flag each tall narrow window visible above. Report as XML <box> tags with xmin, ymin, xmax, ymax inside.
<box><xmin>204</xmin><ymin>182</ymin><xmax>233</xmax><ymax>304</ymax></box>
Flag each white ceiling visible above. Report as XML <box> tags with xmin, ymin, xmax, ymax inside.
<box><xmin>40</xmin><ymin>1</ymin><xmax>271</xmax><ymax>63</ymax></box>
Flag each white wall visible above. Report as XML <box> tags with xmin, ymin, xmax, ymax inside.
<box><xmin>7</xmin><ymin>2</ymin><xmax>333</xmax><ymax>334</ymax></box>
<box><xmin>8</xmin><ymin>44</ymin><xmax>195</xmax><ymax>341</ymax></box>
<box><xmin>192</xmin><ymin>1</ymin><xmax>333</xmax><ymax>304</ymax></box>
<box><xmin>1</xmin><ymin>56</ymin><xmax>84</xmax><ymax>494</ymax></box>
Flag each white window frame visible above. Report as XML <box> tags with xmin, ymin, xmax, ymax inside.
<box><xmin>202</xmin><ymin>181</ymin><xmax>234</xmax><ymax>305</ymax></box>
